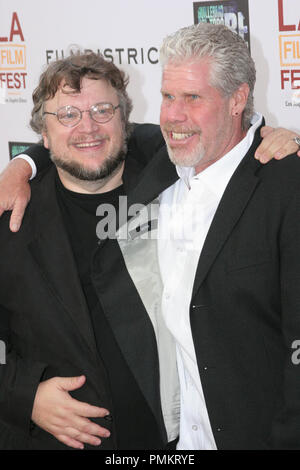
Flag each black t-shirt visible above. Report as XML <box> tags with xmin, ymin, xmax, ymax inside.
<box><xmin>55</xmin><ymin>173</ymin><xmax>163</xmax><ymax>450</ymax></box>
<box><xmin>55</xmin><ymin>173</ymin><xmax>124</xmax><ymax>312</ymax></box>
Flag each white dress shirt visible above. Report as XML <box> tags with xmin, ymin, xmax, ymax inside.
<box><xmin>158</xmin><ymin>113</ymin><xmax>263</xmax><ymax>450</ymax></box>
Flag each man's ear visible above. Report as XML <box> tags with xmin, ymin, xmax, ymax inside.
<box><xmin>42</xmin><ymin>130</ymin><xmax>49</xmax><ymax>149</ymax></box>
<box><xmin>230</xmin><ymin>83</ymin><xmax>250</xmax><ymax>117</ymax></box>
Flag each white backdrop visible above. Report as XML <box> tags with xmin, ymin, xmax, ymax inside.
<box><xmin>0</xmin><ymin>0</ymin><xmax>299</xmax><ymax>169</ymax></box>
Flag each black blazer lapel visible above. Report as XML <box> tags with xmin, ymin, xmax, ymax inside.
<box><xmin>92</xmin><ymin>233</ymin><xmax>168</xmax><ymax>441</ymax></box>
<box><xmin>192</xmin><ymin>135</ymin><xmax>263</xmax><ymax>300</ymax></box>
<box><xmin>125</xmin><ymin>145</ymin><xmax>178</xmax><ymax>209</ymax></box>
<box><xmin>27</xmin><ymin>168</ymin><xmax>98</xmax><ymax>359</ymax></box>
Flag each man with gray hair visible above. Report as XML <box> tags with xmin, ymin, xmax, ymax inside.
<box><xmin>152</xmin><ymin>23</ymin><xmax>300</xmax><ymax>449</ymax></box>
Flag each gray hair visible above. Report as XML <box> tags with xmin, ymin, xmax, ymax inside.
<box><xmin>30</xmin><ymin>52</ymin><xmax>133</xmax><ymax>137</ymax></box>
<box><xmin>159</xmin><ymin>23</ymin><xmax>256</xmax><ymax>130</ymax></box>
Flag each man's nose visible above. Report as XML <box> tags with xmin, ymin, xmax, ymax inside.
<box><xmin>77</xmin><ymin>111</ymin><xmax>100</xmax><ymax>132</ymax></box>
<box><xmin>164</xmin><ymin>100</ymin><xmax>187</xmax><ymax>122</ymax></box>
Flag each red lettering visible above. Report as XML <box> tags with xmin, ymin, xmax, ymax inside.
<box><xmin>9</xmin><ymin>12</ymin><xmax>24</xmax><ymax>42</ymax></box>
<box><xmin>281</xmin><ymin>69</ymin><xmax>290</xmax><ymax>89</ymax></box>
<box><xmin>6</xmin><ymin>73</ymin><xmax>13</xmax><ymax>89</ymax></box>
<box><xmin>14</xmin><ymin>73</ymin><xmax>21</xmax><ymax>89</ymax></box>
<box><xmin>20</xmin><ymin>72</ymin><xmax>26</xmax><ymax>88</ymax></box>
<box><xmin>291</xmin><ymin>69</ymin><xmax>300</xmax><ymax>89</ymax></box>
<box><xmin>281</xmin><ymin>69</ymin><xmax>300</xmax><ymax>89</ymax></box>
<box><xmin>0</xmin><ymin>72</ymin><xmax>26</xmax><ymax>89</ymax></box>
<box><xmin>278</xmin><ymin>0</ymin><xmax>296</xmax><ymax>31</ymax></box>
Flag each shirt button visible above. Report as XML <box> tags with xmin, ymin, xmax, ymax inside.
<box><xmin>164</xmin><ymin>292</ymin><xmax>170</xmax><ymax>300</ymax></box>
<box><xmin>192</xmin><ymin>425</ymin><xmax>198</xmax><ymax>431</ymax></box>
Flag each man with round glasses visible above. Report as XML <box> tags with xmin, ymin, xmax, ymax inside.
<box><xmin>43</xmin><ymin>102</ymin><xmax>120</xmax><ymax>127</ymax></box>
<box><xmin>40</xmin><ymin>79</ymin><xmax>126</xmax><ymax>189</ymax></box>
<box><xmin>0</xmin><ymin>46</ymin><xmax>299</xmax><ymax>452</ymax></box>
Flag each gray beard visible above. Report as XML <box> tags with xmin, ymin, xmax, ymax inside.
<box><xmin>50</xmin><ymin>143</ymin><xmax>127</xmax><ymax>182</ymax></box>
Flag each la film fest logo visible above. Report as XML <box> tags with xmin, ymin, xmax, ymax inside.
<box><xmin>193</xmin><ymin>0</ymin><xmax>250</xmax><ymax>49</ymax></box>
<box><xmin>0</xmin><ymin>12</ymin><xmax>27</xmax><ymax>104</ymax></box>
<box><xmin>278</xmin><ymin>0</ymin><xmax>300</xmax><ymax>105</ymax></box>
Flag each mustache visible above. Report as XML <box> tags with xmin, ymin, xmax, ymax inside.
<box><xmin>162</xmin><ymin>125</ymin><xmax>202</xmax><ymax>134</ymax></box>
<box><xmin>68</xmin><ymin>134</ymin><xmax>109</xmax><ymax>144</ymax></box>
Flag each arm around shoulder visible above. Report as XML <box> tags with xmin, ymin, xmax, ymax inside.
<box><xmin>0</xmin><ymin>144</ymin><xmax>51</xmax><ymax>232</ymax></box>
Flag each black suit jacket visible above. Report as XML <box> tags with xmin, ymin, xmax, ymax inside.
<box><xmin>93</xmin><ymin>123</ymin><xmax>300</xmax><ymax>449</ymax></box>
<box><xmin>0</xmin><ymin>124</ymin><xmax>170</xmax><ymax>450</ymax></box>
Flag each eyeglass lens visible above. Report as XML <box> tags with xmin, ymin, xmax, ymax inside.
<box><xmin>57</xmin><ymin>103</ymin><xmax>116</xmax><ymax>126</ymax></box>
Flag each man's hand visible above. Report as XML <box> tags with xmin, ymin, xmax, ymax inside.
<box><xmin>31</xmin><ymin>375</ymin><xmax>111</xmax><ymax>450</ymax></box>
<box><xmin>256</xmin><ymin>126</ymin><xmax>300</xmax><ymax>163</ymax></box>
<box><xmin>0</xmin><ymin>158</ymin><xmax>32</xmax><ymax>232</ymax></box>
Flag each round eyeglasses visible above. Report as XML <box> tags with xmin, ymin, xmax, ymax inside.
<box><xmin>43</xmin><ymin>102</ymin><xmax>120</xmax><ymax>127</ymax></box>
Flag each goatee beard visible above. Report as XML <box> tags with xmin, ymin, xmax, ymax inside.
<box><xmin>50</xmin><ymin>145</ymin><xmax>127</xmax><ymax>182</ymax></box>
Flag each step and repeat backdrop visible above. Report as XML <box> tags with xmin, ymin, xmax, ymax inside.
<box><xmin>0</xmin><ymin>0</ymin><xmax>299</xmax><ymax>169</ymax></box>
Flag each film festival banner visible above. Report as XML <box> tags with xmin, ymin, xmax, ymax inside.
<box><xmin>0</xmin><ymin>0</ymin><xmax>299</xmax><ymax>169</ymax></box>
<box><xmin>278</xmin><ymin>0</ymin><xmax>300</xmax><ymax>107</ymax></box>
<box><xmin>0</xmin><ymin>12</ymin><xmax>27</xmax><ymax>103</ymax></box>
<box><xmin>0</xmin><ymin>11</ymin><xmax>32</xmax><ymax>159</ymax></box>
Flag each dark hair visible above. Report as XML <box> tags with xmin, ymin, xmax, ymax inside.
<box><xmin>30</xmin><ymin>52</ymin><xmax>133</xmax><ymax>135</ymax></box>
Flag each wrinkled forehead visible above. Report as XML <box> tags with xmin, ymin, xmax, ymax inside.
<box><xmin>162</xmin><ymin>56</ymin><xmax>212</xmax><ymax>77</ymax></box>
<box><xmin>161</xmin><ymin>57</ymin><xmax>214</xmax><ymax>92</ymax></box>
